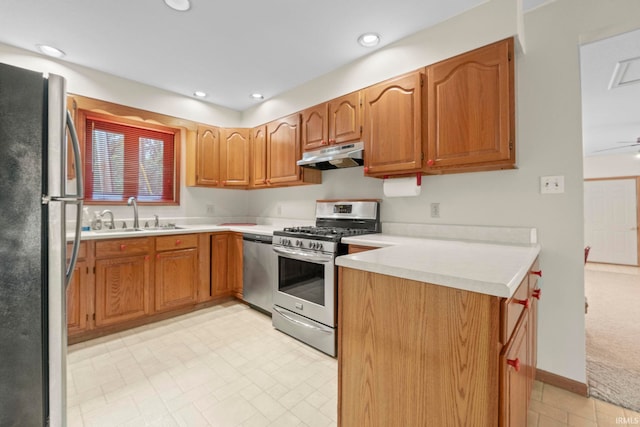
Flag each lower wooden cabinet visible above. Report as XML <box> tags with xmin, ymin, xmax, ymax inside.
<box><xmin>66</xmin><ymin>242</ymin><xmax>89</xmax><ymax>337</ymax></box>
<box><xmin>338</xmin><ymin>259</ymin><xmax>540</xmax><ymax>427</ymax></box>
<box><xmin>95</xmin><ymin>253</ymin><xmax>151</xmax><ymax>327</ymax></box>
<box><xmin>68</xmin><ymin>232</ymin><xmax>234</xmax><ymax>342</ymax></box>
<box><xmin>155</xmin><ymin>235</ymin><xmax>198</xmax><ymax>312</ymax></box>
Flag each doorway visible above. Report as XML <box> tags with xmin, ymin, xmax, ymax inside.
<box><xmin>580</xmin><ymin>28</ymin><xmax>640</xmax><ymax>413</ymax></box>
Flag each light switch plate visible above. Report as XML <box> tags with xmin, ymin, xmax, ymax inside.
<box><xmin>540</xmin><ymin>176</ymin><xmax>565</xmax><ymax>194</ymax></box>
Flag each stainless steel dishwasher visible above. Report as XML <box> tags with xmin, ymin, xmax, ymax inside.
<box><xmin>242</xmin><ymin>233</ymin><xmax>276</xmax><ymax>314</ymax></box>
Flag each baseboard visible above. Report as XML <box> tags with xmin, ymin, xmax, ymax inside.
<box><xmin>536</xmin><ymin>368</ymin><xmax>589</xmax><ymax>397</ymax></box>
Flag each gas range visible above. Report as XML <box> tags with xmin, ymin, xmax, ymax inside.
<box><xmin>273</xmin><ymin>200</ymin><xmax>381</xmax><ymax>253</ymax></box>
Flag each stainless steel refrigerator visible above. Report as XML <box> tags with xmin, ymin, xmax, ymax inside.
<box><xmin>0</xmin><ymin>62</ymin><xmax>83</xmax><ymax>426</ymax></box>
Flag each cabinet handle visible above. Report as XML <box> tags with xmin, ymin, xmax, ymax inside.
<box><xmin>427</xmin><ymin>159</ymin><xmax>435</xmax><ymax>166</ymax></box>
<box><xmin>532</xmin><ymin>289</ymin><xmax>541</xmax><ymax>300</ymax></box>
<box><xmin>516</xmin><ymin>298</ymin><xmax>530</xmax><ymax>309</ymax></box>
<box><xmin>507</xmin><ymin>358</ymin><xmax>521</xmax><ymax>372</ymax></box>
<box><xmin>120</xmin><ymin>244</ymin><xmax>126</xmax><ymax>251</ymax></box>
<box><xmin>531</xmin><ymin>270</ymin><xmax>542</xmax><ymax>277</ymax></box>
<box><xmin>176</xmin><ymin>239</ymin><xmax>181</xmax><ymax>246</ymax></box>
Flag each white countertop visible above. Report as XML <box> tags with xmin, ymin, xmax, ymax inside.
<box><xmin>338</xmin><ymin>234</ymin><xmax>540</xmax><ymax>298</ymax></box>
<box><xmin>78</xmin><ymin>223</ymin><xmax>280</xmax><ymax>240</ymax></box>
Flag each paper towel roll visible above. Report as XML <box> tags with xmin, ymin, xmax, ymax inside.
<box><xmin>383</xmin><ymin>176</ymin><xmax>421</xmax><ymax>197</ymax></box>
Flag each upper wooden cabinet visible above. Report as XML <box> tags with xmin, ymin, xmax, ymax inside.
<box><xmin>266</xmin><ymin>113</ymin><xmax>302</xmax><ymax>185</ymax></box>
<box><xmin>220</xmin><ymin>128</ymin><xmax>250</xmax><ymax>187</ymax></box>
<box><xmin>363</xmin><ymin>71</ymin><xmax>424</xmax><ymax>176</ymax></box>
<box><xmin>251</xmin><ymin>125</ymin><xmax>268</xmax><ymax>188</ymax></box>
<box><xmin>301</xmin><ymin>91</ymin><xmax>362</xmax><ymax>152</ymax></box>
<box><xmin>425</xmin><ymin>38</ymin><xmax>515</xmax><ymax>171</ymax></box>
<box><xmin>195</xmin><ymin>124</ymin><xmax>221</xmax><ymax>186</ymax></box>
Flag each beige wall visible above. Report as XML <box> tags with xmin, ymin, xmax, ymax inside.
<box><xmin>3</xmin><ymin>0</ymin><xmax>640</xmax><ymax>384</ymax></box>
<box><xmin>243</xmin><ymin>0</ymin><xmax>640</xmax><ymax>384</ymax></box>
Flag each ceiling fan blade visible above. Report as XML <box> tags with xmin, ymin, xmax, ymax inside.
<box><xmin>593</xmin><ymin>143</ymin><xmax>640</xmax><ymax>152</ymax></box>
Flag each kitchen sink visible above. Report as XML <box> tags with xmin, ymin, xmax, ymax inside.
<box><xmin>94</xmin><ymin>227</ymin><xmax>144</xmax><ymax>233</ymax></box>
<box><xmin>143</xmin><ymin>225</ymin><xmax>184</xmax><ymax>231</ymax></box>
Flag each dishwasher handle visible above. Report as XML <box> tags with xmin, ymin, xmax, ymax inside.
<box><xmin>242</xmin><ymin>233</ymin><xmax>273</xmax><ymax>244</ymax></box>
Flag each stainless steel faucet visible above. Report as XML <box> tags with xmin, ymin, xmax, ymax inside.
<box><xmin>127</xmin><ymin>196</ymin><xmax>139</xmax><ymax>229</ymax></box>
<box><xmin>100</xmin><ymin>209</ymin><xmax>115</xmax><ymax>229</ymax></box>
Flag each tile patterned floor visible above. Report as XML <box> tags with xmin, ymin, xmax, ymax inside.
<box><xmin>67</xmin><ymin>301</ymin><xmax>638</xmax><ymax>426</ymax></box>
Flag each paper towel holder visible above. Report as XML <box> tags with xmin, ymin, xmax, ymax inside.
<box><xmin>383</xmin><ymin>173</ymin><xmax>422</xmax><ymax>186</ymax></box>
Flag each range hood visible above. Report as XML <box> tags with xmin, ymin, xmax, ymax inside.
<box><xmin>297</xmin><ymin>141</ymin><xmax>364</xmax><ymax>170</ymax></box>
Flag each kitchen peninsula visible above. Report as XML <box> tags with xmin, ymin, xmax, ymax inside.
<box><xmin>336</xmin><ymin>229</ymin><xmax>541</xmax><ymax>426</ymax></box>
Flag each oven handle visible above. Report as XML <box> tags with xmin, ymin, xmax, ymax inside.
<box><xmin>272</xmin><ymin>245</ymin><xmax>334</xmax><ymax>263</ymax></box>
<box><xmin>273</xmin><ymin>307</ymin><xmax>333</xmax><ymax>335</ymax></box>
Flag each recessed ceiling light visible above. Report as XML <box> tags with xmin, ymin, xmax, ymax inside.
<box><xmin>193</xmin><ymin>91</ymin><xmax>207</xmax><ymax>98</ymax></box>
<box><xmin>357</xmin><ymin>33</ymin><xmax>380</xmax><ymax>48</ymax></box>
<box><xmin>164</xmin><ymin>0</ymin><xmax>190</xmax><ymax>12</ymax></box>
<box><xmin>250</xmin><ymin>93</ymin><xmax>264</xmax><ymax>100</ymax></box>
<box><xmin>37</xmin><ymin>44</ymin><xmax>65</xmax><ymax>58</ymax></box>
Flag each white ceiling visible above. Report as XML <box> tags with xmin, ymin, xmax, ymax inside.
<box><xmin>0</xmin><ymin>0</ymin><xmax>484</xmax><ymax>111</ymax></box>
<box><xmin>581</xmin><ymin>28</ymin><xmax>640</xmax><ymax>157</ymax></box>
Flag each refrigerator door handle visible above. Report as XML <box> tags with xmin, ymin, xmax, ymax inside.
<box><xmin>66</xmin><ymin>110</ymin><xmax>83</xmax><ymax>199</ymax></box>
<box><xmin>65</xmin><ymin>110</ymin><xmax>83</xmax><ymax>287</ymax></box>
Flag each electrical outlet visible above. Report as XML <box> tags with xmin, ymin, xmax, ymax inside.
<box><xmin>430</xmin><ymin>202</ymin><xmax>440</xmax><ymax>218</ymax></box>
<box><xmin>540</xmin><ymin>176</ymin><xmax>565</xmax><ymax>194</ymax></box>
<box><xmin>206</xmin><ymin>204</ymin><xmax>215</xmax><ymax>215</ymax></box>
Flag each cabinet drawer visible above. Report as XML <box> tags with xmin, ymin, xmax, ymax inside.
<box><xmin>501</xmin><ymin>277</ymin><xmax>529</xmax><ymax>343</ymax></box>
<box><xmin>66</xmin><ymin>241</ymin><xmax>87</xmax><ymax>260</ymax></box>
<box><xmin>529</xmin><ymin>257</ymin><xmax>541</xmax><ymax>292</ymax></box>
<box><xmin>156</xmin><ymin>234</ymin><xmax>198</xmax><ymax>251</ymax></box>
<box><xmin>95</xmin><ymin>237</ymin><xmax>151</xmax><ymax>258</ymax></box>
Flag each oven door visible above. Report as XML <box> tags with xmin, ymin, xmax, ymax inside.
<box><xmin>272</xmin><ymin>245</ymin><xmax>336</xmax><ymax>327</ymax></box>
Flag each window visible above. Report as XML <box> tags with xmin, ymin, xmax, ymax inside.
<box><xmin>80</xmin><ymin>111</ymin><xmax>180</xmax><ymax>205</ymax></box>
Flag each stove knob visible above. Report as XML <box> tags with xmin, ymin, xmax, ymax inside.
<box><xmin>296</xmin><ymin>240</ymin><xmax>303</xmax><ymax>247</ymax></box>
<box><xmin>310</xmin><ymin>242</ymin><xmax>317</xmax><ymax>249</ymax></box>
<box><xmin>317</xmin><ymin>243</ymin><xmax>323</xmax><ymax>251</ymax></box>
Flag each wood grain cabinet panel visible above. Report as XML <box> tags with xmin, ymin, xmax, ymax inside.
<box><xmin>363</xmin><ymin>71</ymin><xmax>423</xmax><ymax>176</ymax></box>
<box><xmin>251</xmin><ymin>125</ymin><xmax>268</xmax><ymax>187</ymax></box>
<box><xmin>266</xmin><ymin>113</ymin><xmax>302</xmax><ymax>185</ymax></box>
<box><xmin>301</xmin><ymin>104</ymin><xmax>329</xmax><ymax>152</ymax></box>
<box><xmin>426</xmin><ymin>38</ymin><xmax>515</xmax><ymax>171</ymax></box>
<box><xmin>66</xmin><ymin>241</ymin><xmax>90</xmax><ymax>337</ymax></box>
<box><xmin>95</xmin><ymin>254</ymin><xmax>150</xmax><ymax>327</ymax></box>
<box><xmin>196</xmin><ymin>124</ymin><xmax>221</xmax><ymax>186</ymax></box>
<box><xmin>211</xmin><ymin>233</ymin><xmax>230</xmax><ymax>297</ymax></box>
<box><xmin>339</xmin><ymin>261</ymin><xmax>538</xmax><ymax>427</ymax></box>
<box><xmin>328</xmin><ymin>91</ymin><xmax>362</xmax><ymax>145</ymax></box>
<box><xmin>154</xmin><ymin>248</ymin><xmax>198</xmax><ymax>312</ymax></box>
<box><xmin>220</xmin><ymin>128</ymin><xmax>250</xmax><ymax>187</ymax></box>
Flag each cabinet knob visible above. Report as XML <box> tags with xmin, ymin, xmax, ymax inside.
<box><xmin>176</xmin><ymin>239</ymin><xmax>181</xmax><ymax>245</ymax></box>
<box><xmin>507</xmin><ymin>358</ymin><xmax>521</xmax><ymax>372</ymax></box>
<box><xmin>321</xmin><ymin>140</ymin><xmax>327</xmax><ymax>145</ymax></box>
<box><xmin>531</xmin><ymin>270</ymin><xmax>542</xmax><ymax>277</ymax></box>
<box><xmin>364</xmin><ymin>166</ymin><xmax>369</xmax><ymax>174</ymax></box>
<box><xmin>120</xmin><ymin>244</ymin><xmax>126</xmax><ymax>251</ymax></box>
<box><xmin>328</xmin><ymin>138</ymin><xmax>336</xmax><ymax>144</ymax></box>
<box><xmin>516</xmin><ymin>298</ymin><xmax>530</xmax><ymax>309</ymax></box>
<box><xmin>427</xmin><ymin>159</ymin><xmax>435</xmax><ymax>166</ymax></box>
<box><xmin>532</xmin><ymin>289</ymin><xmax>542</xmax><ymax>300</ymax></box>
<box><xmin>156</xmin><ymin>254</ymin><xmax>160</xmax><ymax>259</ymax></box>
<box><xmin>222</xmin><ymin>180</ymin><xmax>227</xmax><ymax>185</ymax></box>
<box><xmin>145</xmin><ymin>255</ymin><xmax>149</xmax><ymax>261</ymax></box>
<box><xmin>266</xmin><ymin>179</ymin><xmax>271</xmax><ymax>184</ymax></box>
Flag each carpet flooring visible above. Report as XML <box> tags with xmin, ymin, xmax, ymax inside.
<box><xmin>585</xmin><ymin>263</ymin><xmax>640</xmax><ymax>413</ymax></box>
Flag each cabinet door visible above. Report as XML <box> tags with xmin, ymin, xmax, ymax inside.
<box><xmin>426</xmin><ymin>38</ymin><xmax>514</xmax><ymax>169</ymax></box>
<box><xmin>95</xmin><ymin>255</ymin><xmax>150</xmax><ymax>327</ymax></box>
<box><xmin>155</xmin><ymin>248</ymin><xmax>198</xmax><ymax>312</ymax></box>
<box><xmin>251</xmin><ymin>125</ymin><xmax>268</xmax><ymax>187</ymax></box>
<box><xmin>500</xmin><ymin>313</ymin><xmax>530</xmax><ymax>427</ymax></box>
<box><xmin>211</xmin><ymin>233</ymin><xmax>230</xmax><ymax>297</ymax></box>
<box><xmin>301</xmin><ymin>103</ymin><xmax>329</xmax><ymax>152</ymax></box>
<box><xmin>266</xmin><ymin>114</ymin><xmax>301</xmax><ymax>184</ymax></box>
<box><xmin>227</xmin><ymin>233</ymin><xmax>243</xmax><ymax>299</ymax></box>
<box><xmin>220</xmin><ymin>128</ymin><xmax>250</xmax><ymax>187</ymax></box>
<box><xmin>328</xmin><ymin>91</ymin><xmax>362</xmax><ymax>145</ymax></box>
<box><xmin>66</xmin><ymin>259</ymin><xmax>88</xmax><ymax>336</ymax></box>
<box><xmin>196</xmin><ymin>124</ymin><xmax>220</xmax><ymax>186</ymax></box>
<box><xmin>363</xmin><ymin>71</ymin><xmax>423</xmax><ymax>175</ymax></box>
